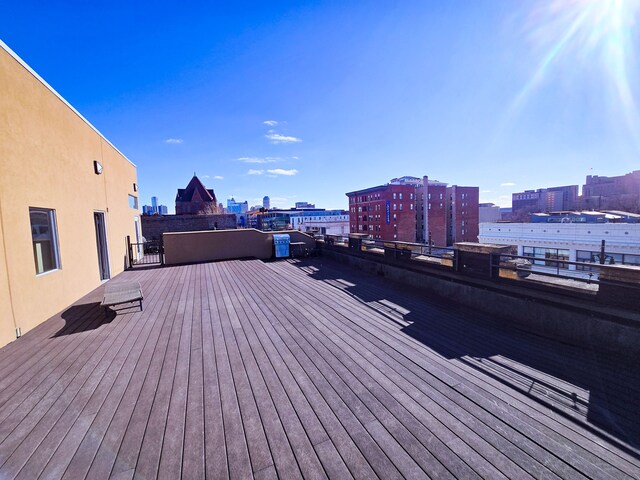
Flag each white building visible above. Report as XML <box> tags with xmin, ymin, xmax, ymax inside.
<box><xmin>290</xmin><ymin>210</ymin><xmax>350</xmax><ymax>236</ymax></box>
<box><xmin>478</xmin><ymin>222</ymin><xmax>640</xmax><ymax>268</ymax></box>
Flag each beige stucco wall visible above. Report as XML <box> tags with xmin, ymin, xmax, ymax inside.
<box><xmin>0</xmin><ymin>43</ymin><xmax>138</xmax><ymax>346</ymax></box>
<box><xmin>164</xmin><ymin>229</ymin><xmax>316</xmax><ymax>265</ymax></box>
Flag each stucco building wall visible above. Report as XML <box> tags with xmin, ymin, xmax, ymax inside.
<box><xmin>0</xmin><ymin>41</ymin><xmax>138</xmax><ymax>346</ymax></box>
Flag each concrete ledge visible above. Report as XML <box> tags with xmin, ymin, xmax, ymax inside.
<box><xmin>321</xmin><ymin>245</ymin><xmax>640</xmax><ymax>357</ymax></box>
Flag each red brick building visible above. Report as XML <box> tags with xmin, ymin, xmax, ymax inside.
<box><xmin>416</xmin><ymin>177</ymin><xmax>448</xmax><ymax>246</ymax></box>
<box><xmin>347</xmin><ymin>177</ymin><xmax>480</xmax><ymax>246</ymax></box>
<box><xmin>175</xmin><ymin>175</ymin><xmax>219</xmax><ymax>215</ymax></box>
<box><xmin>346</xmin><ymin>184</ymin><xmax>417</xmax><ymax>241</ymax></box>
<box><xmin>446</xmin><ymin>185</ymin><xmax>479</xmax><ymax>244</ymax></box>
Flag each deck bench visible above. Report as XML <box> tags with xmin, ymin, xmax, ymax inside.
<box><xmin>101</xmin><ymin>281</ymin><xmax>143</xmax><ymax>311</ymax></box>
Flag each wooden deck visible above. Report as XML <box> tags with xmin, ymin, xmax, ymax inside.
<box><xmin>0</xmin><ymin>258</ymin><xmax>637</xmax><ymax>479</ymax></box>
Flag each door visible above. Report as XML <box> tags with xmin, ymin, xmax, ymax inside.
<box><xmin>94</xmin><ymin>212</ymin><xmax>110</xmax><ymax>280</ymax></box>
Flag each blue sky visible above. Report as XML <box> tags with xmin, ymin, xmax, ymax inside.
<box><xmin>3</xmin><ymin>1</ymin><xmax>640</xmax><ymax>211</ymax></box>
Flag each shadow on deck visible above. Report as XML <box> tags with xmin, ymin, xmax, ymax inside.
<box><xmin>290</xmin><ymin>257</ymin><xmax>640</xmax><ymax>455</ymax></box>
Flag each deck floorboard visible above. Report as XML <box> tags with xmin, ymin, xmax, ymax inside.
<box><xmin>0</xmin><ymin>257</ymin><xmax>636</xmax><ymax>479</ymax></box>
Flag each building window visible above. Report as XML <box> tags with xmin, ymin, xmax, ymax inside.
<box><xmin>393</xmin><ymin>193</ymin><xmax>397</xmax><ymax>200</ymax></box>
<box><xmin>399</xmin><ymin>193</ymin><xmax>403</xmax><ymax>200</ymax></box>
<box><xmin>428</xmin><ymin>203</ymin><xmax>432</xmax><ymax>210</ymax></box>
<box><xmin>399</xmin><ymin>203</ymin><xmax>403</xmax><ymax>210</ymax></box>
<box><xmin>410</xmin><ymin>193</ymin><xmax>414</xmax><ymax>200</ymax></box>
<box><xmin>410</xmin><ymin>204</ymin><xmax>414</xmax><ymax>210</ymax></box>
<box><xmin>393</xmin><ymin>204</ymin><xmax>397</xmax><ymax>210</ymax></box>
<box><xmin>128</xmin><ymin>194</ymin><xmax>138</xmax><ymax>209</ymax></box>
<box><xmin>440</xmin><ymin>193</ymin><xmax>443</xmax><ymax>200</ymax></box>
<box><xmin>428</xmin><ymin>193</ymin><xmax>431</xmax><ymax>200</ymax></box>
<box><xmin>29</xmin><ymin>208</ymin><xmax>61</xmax><ymax>275</ymax></box>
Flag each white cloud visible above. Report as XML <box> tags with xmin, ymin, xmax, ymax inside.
<box><xmin>267</xmin><ymin>168</ymin><xmax>298</xmax><ymax>176</ymax></box>
<box><xmin>201</xmin><ymin>175</ymin><xmax>210</xmax><ymax>179</ymax></box>
<box><xmin>263</xmin><ymin>120</ymin><xmax>278</xmax><ymax>126</ymax></box>
<box><xmin>500</xmin><ymin>182</ymin><xmax>516</xmax><ymax>187</ymax></box>
<box><xmin>248</xmin><ymin>169</ymin><xmax>264</xmax><ymax>175</ymax></box>
<box><xmin>164</xmin><ymin>138</ymin><xmax>183</xmax><ymax>144</ymax></box>
<box><xmin>236</xmin><ymin>156</ymin><xmax>279</xmax><ymax>164</ymax></box>
<box><xmin>265</xmin><ymin>131</ymin><xmax>302</xmax><ymax>144</ymax></box>
<box><xmin>481</xmin><ymin>190</ymin><xmax>492</xmax><ymax>193</ymax></box>
<box><xmin>213</xmin><ymin>175</ymin><xmax>224</xmax><ymax>180</ymax></box>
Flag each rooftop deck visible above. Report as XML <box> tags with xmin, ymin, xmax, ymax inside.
<box><xmin>0</xmin><ymin>258</ymin><xmax>637</xmax><ymax>479</ymax></box>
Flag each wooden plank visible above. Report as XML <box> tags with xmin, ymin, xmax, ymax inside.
<box><xmin>87</xmin><ymin>266</ymin><xmax>188</xmax><ymax>479</ymax></box>
<box><xmin>292</xmin><ymin>258</ymin><xmax>640</xmax><ymax>476</ymax></box>
<box><xmin>272</xmin><ymin>260</ymin><xmax>640</xmax><ymax>478</ymax></box>
<box><xmin>109</xmin><ymin>264</ymin><xmax>191</xmax><ymax>477</ymax></box>
<box><xmin>221</xmin><ymin>262</ymin><xmax>379</xmax><ymax>480</ymax></box>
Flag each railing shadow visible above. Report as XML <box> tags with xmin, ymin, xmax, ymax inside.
<box><xmin>288</xmin><ymin>257</ymin><xmax>640</xmax><ymax>457</ymax></box>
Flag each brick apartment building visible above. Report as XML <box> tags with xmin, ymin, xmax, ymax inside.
<box><xmin>415</xmin><ymin>177</ymin><xmax>448</xmax><ymax>245</ymax></box>
<box><xmin>447</xmin><ymin>185</ymin><xmax>480</xmax><ymax>244</ymax></box>
<box><xmin>347</xmin><ymin>176</ymin><xmax>480</xmax><ymax>246</ymax></box>
<box><xmin>346</xmin><ymin>184</ymin><xmax>417</xmax><ymax>242</ymax></box>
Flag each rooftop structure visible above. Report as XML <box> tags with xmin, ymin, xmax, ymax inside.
<box><xmin>530</xmin><ymin>210</ymin><xmax>640</xmax><ymax>224</ymax></box>
<box><xmin>0</xmin><ymin>257</ymin><xmax>637</xmax><ymax>478</ymax></box>
<box><xmin>479</xmin><ymin>222</ymin><xmax>640</xmax><ymax>268</ymax></box>
<box><xmin>0</xmin><ymin>40</ymin><xmax>139</xmax><ymax>348</ymax></box>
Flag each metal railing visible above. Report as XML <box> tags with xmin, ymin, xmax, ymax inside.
<box><xmin>489</xmin><ymin>253</ymin><xmax>609</xmax><ymax>286</ymax></box>
<box><xmin>323</xmin><ymin>235</ymin><xmax>456</xmax><ymax>266</ymax></box>
<box><xmin>127</xmin><ymin>237</ymin><xmax>164</xmax><ymax>267</ymax></box>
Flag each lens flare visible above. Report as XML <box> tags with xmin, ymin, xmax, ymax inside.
<box><xmin>510</xmin><ymin>0</ymin><xmax>640</xmax><ymax>147</ymax></box>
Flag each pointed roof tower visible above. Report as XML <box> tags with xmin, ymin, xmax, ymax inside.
<box><xmin>175</xmin><ymin>175</ymin><xmax>219</xmax><ymax>215</ymax></box>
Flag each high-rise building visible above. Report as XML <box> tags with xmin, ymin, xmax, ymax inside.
<box><xmin>263</xmin><ymin>196</ymin><xmax>270</xmax><ymax>210</ymax></box>
<box><xmin>581</xmin><ymin>170</ymin><xmax>640</xmax><ymax>212</ymax></box>
<box><xmin>142</xmin><ymin>197</ymin><xmax>168</xmax><ymax>215</ymax></box>
<box><xmin>512</xmin><ymin>185</ymin><xmax>578</xmax><ymax>218</ymax></box>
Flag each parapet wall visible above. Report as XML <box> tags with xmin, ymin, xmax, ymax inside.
<box><xmin>141</xmin><ymin>214</ymin><xmax>237</xmax><ymax>241</ymax></box>
<box><xmin>321</xmin><ymin>243</ymin><xmax>640</xmax><ymax>357</ymax></box>
<box><xmin>163</xmin><ymin>229</ymin><xmax>316</xmax><ymax>265</ymax></box>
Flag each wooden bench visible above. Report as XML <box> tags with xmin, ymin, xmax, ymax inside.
<box><xmin>101</xmin><ymin>281</ymin><xmax>143</xmax><ymax>311</ymax></box>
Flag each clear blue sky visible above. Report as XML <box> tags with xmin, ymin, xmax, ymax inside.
<box><xmin>3</xmin><ymin>1</ymin><xmax>639</xmax><ymax>211</ymax></box>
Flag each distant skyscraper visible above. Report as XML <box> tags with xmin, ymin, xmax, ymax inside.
<box><xmin>151</xmin><ymin>196</ymin><xmax>158</xmax><ymax>214</ymax></box>
<box><xmin>263</xmin><ymin>196</ymin><xmax>270</xmax><ymax>209</ymax></box>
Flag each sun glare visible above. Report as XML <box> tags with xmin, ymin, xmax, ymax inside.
<box><xmin>512</xmin><ymin>0</ymin><xmax>640</xmax><ymax>145</ymax></box>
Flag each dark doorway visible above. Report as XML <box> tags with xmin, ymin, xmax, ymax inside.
<box><xmin>94</xmin><ymin>212</ymin><xmax>110</xmax><ymax>280</ymax></box>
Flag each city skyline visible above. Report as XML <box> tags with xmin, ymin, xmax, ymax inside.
<box><xmin>2</xmin><ymin>1</ymin><xmax>640</xmax><ymax>211</ymax></box>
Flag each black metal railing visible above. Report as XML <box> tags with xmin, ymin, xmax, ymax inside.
<box><xmin>127</xmin><ymin>236</ymin><xmax>164</xmax><ymax>267</ymax></box>
<box><xmin>489</xmin><ymin>253</ymin><xmax>609</xmax><ymax>286</ymax></box>
<box><xmin>323</xmin><ymin>235</ymin><xmax>456</xmax><ymax>267</ymax></box>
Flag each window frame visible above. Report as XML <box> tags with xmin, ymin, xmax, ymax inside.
<box><xmin>29</xmin><ymin>207</ymin><xmax>61</xmax><ymax>275</ymax></box>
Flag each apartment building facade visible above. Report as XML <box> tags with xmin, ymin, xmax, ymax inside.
<box><xmin>0</xmin><ymin>41</ymin><xmax>139</xmax><ymax>347</ymax></box>
<box><xmin>347</xmin><ymin>176</ymin><xmax>480</xmax><ymax>245</ymax></box>
<box><xmin>447</xmin><ymin>185</ymin><xmax>480</xmax><ymax>244</ymax></box>
<box><xmin>346</xmin><ymin>184</ymin><xmax>417</xmax><ymax>242</ymax></box>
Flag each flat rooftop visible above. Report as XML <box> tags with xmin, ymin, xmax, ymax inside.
<box><xmin>0</xmin><ymin>258</ymin><xmax>637</xmax><ymax>479</ymax></box>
